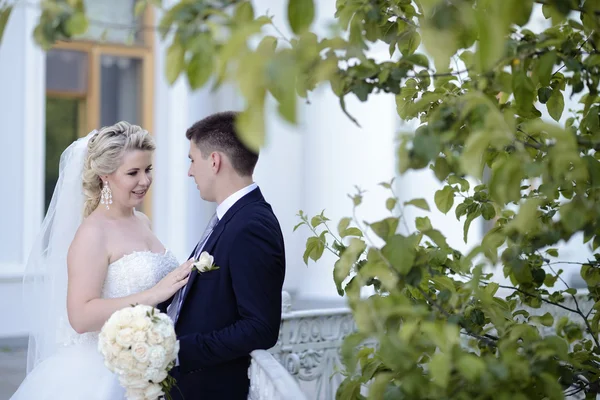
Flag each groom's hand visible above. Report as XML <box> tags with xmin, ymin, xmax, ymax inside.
<box><xmin>149</xmin><ymin>259</ymin><xmax>194</xmax><ymax>305</ymax></box>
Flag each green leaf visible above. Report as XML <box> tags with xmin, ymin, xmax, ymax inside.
<box><xmin>508</xmin><ymin>198</ymin><xmax>541</xmax><ymax>234</ymax></box>
<box><xmin>535</xmin><ymin>51</ymin><xmax>557</xmax><ymax>86</ymax></box>
<box><xmin>234</xmin><ymin>1</ymin><xmax>254</xmax><ymax>23</ymax></box>
<box><xmin>334</xmin><ymin>238</ymin><xmax>366</xmax><ymax>292</ymax></box>
<box><xmin>367</xmin><ymin>372</ymin><xmax>395</xmax><ymax>400</ymax></box>
<box><xmin>237</xmin><ymin>104</ymin><xmax>266</xmax><ymax>153</ymax></box>
<box><xmin>547</xmin><ymin>89</ymin><xmax>564</xmax><ymax>122</ymax></box>
<box><xmin>303</xmin><ymin>236</ymin><xmax>324</xmax><ymax>264</ymax></box>
<box><xmin>415</xmin><ymin>216</ymin><xmax>432</xmax><ymax>232</ymax></box>
<box><xmin>370</xmin><ymin>218</ymin><xmax>399</xmax><ymax>241</ymax></box>
<box><xmin>166</xmin><ymin>40</ymin><xmax>185</xmax><ymax>84</ymax></box>
<box><xmin>398</xmin><ymin>30</ymin><xmax>421</xmax><ymax>56</ymax></box>
<box><xmin>538</xmin><ymin>87</ymin><xmax>553</xmax><ymax>104</ymax></box>
<box><xmin>481</xmin><ymin>203</ymin><xmax>496</xmax><ymax>220</ymax></box>
<box><xmin>530</xmin><ymin>312</ymin><xmax>554</xmax><ymax>327</ymax></box>
<box><xmin>455</xmin><ymin>203</ymin><xmax>468</xmax><ymax>220</ymax></box>
<box><xmin>186</xmin><ymin>48</ymin><xmax>214</xmax><ymax>90</ymax></box>
<box><xmin>463</xmin><ymin>207</ymin><xmax>481</xmax><ymax>243</ymax></box>
<box><xmin>359</xmin><ymin>260</ymin><xmax>398</xmax><ymax>292</ymax></box>
<box><xmin>342</xmin><ymin>227</ymin><xmax>363</xmax><ymax>238</ymax></box>
<box><xmin>381</xmin><ymin>234</ymin><xmax>418</xmax><ymax>274</ymax></box>
<box><xmin>134</xmin><ymin>0</ymin><xmax>147</xmax><ymax>17</ymax></box>
<box><xmin>293</xmin><ymin>222</ymin><xmax>305</xmax><ymax>232</ymax></box>
<box><xmin>338</xmin><ymin>217</ymin><xmax>351</xmax><ymax>236</ymax></box>
<box><xmin>403</xmin><ymin>53</ymin><xmax>429</xmax><ymax>68</ymax></box>
<box><xmin>0</xmin><ymin>6</ymin><xmax>12</xmax><ymax>44</ymax></box>
<box><xmin>448</xmin><ymin>175</ymin><xmax>470</xmax><ymax>192</ymax></box>
<box><xmin>386</xmin><ymin>198</ymin><xmax>397</xmax><ymax>212</ymax></box>
<box><xmin>287</xmin><ymin>0</ymin><xmax>315</xmax><ymax>35</ymax></box>
<box><xmin>404</xmin><ymin>198</ymin><xmax>430</xmax><ymax>211</ymax></box>
<box><xmin>457</xmin><ymin>354</ymin><xmax>485</xmax><ymax>382</ymax></box>
<box><xmin>513</xmin><ymin>69</ymin><xmax>535</xmax><ymax>111</ymax></box>
<box><xmin>460</xmin><ymin>131</ymin><xmax>490</xmax><ymax>179</ymax></box>
<box><xmin>65</xmin><ymin>12</ymin><xmax>89</xmax><ymax>36</ymax></box>
<box><xmin>475</xmin><ymin>5</ymin><xmax>504</xmax><ymax>72</ymax></box>
<box><xmin>432</xmin><ymin>157</ymin><xmax>451</xmax><ymax>181</ymax></box>
<box><xmin>434</xmin><ymin>186</ymin><xmax>455</xmax><ymax>214</ymax></box>
<box><xmin>429</xmin><ymin>351</ymin><xmax>451</xmax><ymax>388</ymax></box>
<box><xmin>546</xmin><ymin>248</ymin><xmax>559</xmax><ymax>257</ymax></box>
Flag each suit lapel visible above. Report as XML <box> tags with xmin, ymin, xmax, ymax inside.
<box><xmin>179</xmin><ymin>187</ymin><xmax>265</xmax><ymax>308</ymax></box>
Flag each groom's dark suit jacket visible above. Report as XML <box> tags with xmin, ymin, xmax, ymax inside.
<box><xmin>160</xmin><ymin>188</ymin><xmax>285</xmax><ymax>400</ymax></box>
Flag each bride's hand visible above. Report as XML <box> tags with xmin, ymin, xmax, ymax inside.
<box><xmin>150</xmin><ymin>259</ymin><xmax>195</xmax><ymax>304</ymax></box>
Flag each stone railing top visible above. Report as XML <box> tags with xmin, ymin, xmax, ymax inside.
<box><xmin>282</xmin><ymin>307</ymin><xmax>351</xmax><ymax>319</ymax></box>
<box><xmin>249</xmin><ymin>350</ymin><xmax>308</xmax><ymax>400</ymax></box>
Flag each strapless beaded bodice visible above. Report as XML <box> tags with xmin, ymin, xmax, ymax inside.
<box><xmin>102</xmin><ymin>250</ymin><xmax>179</xmax><ymax>298</ymax></box>
<box><xmin>62</xmin><ymin>250</ymin><xmax>179</xmax><ymax>347</ymax></box>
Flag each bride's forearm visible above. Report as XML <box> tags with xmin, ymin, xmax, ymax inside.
<box><xmin>68</xmin><ymin>289</ymin><xmax>159</xmax><ymax>334</ymax></box>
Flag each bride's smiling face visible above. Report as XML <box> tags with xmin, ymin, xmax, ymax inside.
<box><xmin>105</xmin><ymin>150</ymin><xmax>153</xmax><ymax>208</ymax></box>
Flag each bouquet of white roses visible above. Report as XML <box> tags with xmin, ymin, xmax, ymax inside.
<box><xmin>99</xmin><ymin>304</ymin><xmax>179</xmax><ymax>400</ymax></box>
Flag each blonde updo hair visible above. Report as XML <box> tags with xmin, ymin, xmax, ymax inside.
<box><xmin>82</xmin><ymin>121</ymin><xmax>155</xmax><ymax>217</ymax></box>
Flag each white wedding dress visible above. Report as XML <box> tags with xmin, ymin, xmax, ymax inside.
<box><xmin>10</xmin><ymin>250</ymin><xmax>179</xmax><ymax>400</ymax></box>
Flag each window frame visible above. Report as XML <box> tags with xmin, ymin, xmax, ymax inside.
<box><xmin>45</xmin><ymin>8</ymin><xmax>155</xmax><ymax>216</ymax></box>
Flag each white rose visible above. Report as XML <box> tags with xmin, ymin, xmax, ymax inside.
<box><xmin>116</xmin><ymin>310</ymin><xmax>134</xmax><ymax>327</ymax></box>
<box><xmin>115</xmin><ymin>350</ymin><xmax>136</xmax><ymax>371</ymax></box>
<box><xmin>131</xmin><ymin>305</ymin><xmax>151</xmax><ymax>319</ymax></box>
<box><xmin>102</xmin><ymin>323</ymin><xmax>119</xmax><ymax>341</ymax></box>
<box><xmin>167</xmin><ymin>340</ymin><xmax>180</xmax><ymax>360</ymax></box>
<box><xmin>125</xmin><ymin>388</ymin><xmax>146</xmax><ymax>400</ymax></box>
<box><xmin>148</xmin><ymin>346</ymin><xmax>167</xmax><ymax>369</ymax></box>
<box><xmin>155</xmin><ymin>322</ymin><xmax>173</xmax><ymax>338</ymax></box>
<box><xmin>121</xmin><ymin>371</ymin><xmax>144</xmax><ymax>384</ymax></box>
<box><xmin>144</xmin><ymin>367</ymin><xmax>168</xmax><ymax>383</ymax></box>
<box><xmin>134</xmin><ymin>361</ymin><xmax>150</xmax><ymax>375</ymax></box>
<box><xmin>144</xmin><ymin>383</ymin><xmax>164</xmax><ymax>400</ymax></box>
<box><xmin>133</xmin><ymin>317</ymin><xmax>152</xmax><ymax>331</ymax></box>
<box><xmin>125</xmin><ymin>377</ymin><xmax>150</xmax><ymax>390</ymax></box>
<box><xmin>100</xmin><ymin>342</ymin><xmax>122</xmax><ymax>361</ymax></box>
<box><xmin>116</xmin><ymin>328</ymin><xmax>135</xmax><ymax>348</ymax></box>
<box><xmin>147</xmin><ymin>330</ymin><xmax>164</xmax><ymax>345</ymax></box>
<box><xmin>194</xmin><ymin>251</ymin><xmax>214</xmax><ymax>272</ymax></box>
<box><xmin>132</xmin><ymin>342</ymin><xmax>150</xmax><ymax>363</ymax></box>
<box><xmin>133</xmin><ymin>330</ymin><xmax>147</xmax><ymax>343</ymax></box>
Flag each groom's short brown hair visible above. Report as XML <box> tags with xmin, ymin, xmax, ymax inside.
<box><xmin>186</xmin><ymin>111</ymin><xmax>259</xmax><ymax>177</ymax></box>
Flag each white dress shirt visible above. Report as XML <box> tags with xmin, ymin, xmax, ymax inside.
<box><xmin>216</xmin><ymin>183</ymin><xmax>258</xmax><ymax>219</ymax></box>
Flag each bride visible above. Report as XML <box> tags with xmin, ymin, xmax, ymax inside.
<box><xmin>10</xmin><ymin>122</ymin><xmax>192</xmax><ymax>399</ymax></box>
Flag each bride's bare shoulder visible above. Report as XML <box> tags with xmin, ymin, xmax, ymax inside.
<box><xmin>134</xmin><ymin>210</ymin><xmax>152</xmax><ymax>229</ymax></box>
<box><xmin>68</xmin><ymin>214</ymin><xmax>107</xmax><ymax>260</ymax></box>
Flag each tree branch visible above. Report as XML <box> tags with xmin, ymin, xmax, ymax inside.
<box><xmin>496</xmin><ymin>284</ymin><xmax>580</xmax><ymax>314</ymax></box>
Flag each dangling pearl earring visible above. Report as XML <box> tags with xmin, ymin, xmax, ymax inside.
<box><xmin>100</xmin><ymin>181</ymin><xmax>113</xmax><ymax>209</ymax></box>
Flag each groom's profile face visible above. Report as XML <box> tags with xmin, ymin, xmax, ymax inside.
<box><xmin>188</xmin><ymin>140</ymin><xmax>215</xmax><ymax>201</ymax></box>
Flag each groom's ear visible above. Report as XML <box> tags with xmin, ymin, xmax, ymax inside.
<box><xmin>211</xmin><ymin>152</ymin><xmax>222</xmax><ymax>173</ymax></box>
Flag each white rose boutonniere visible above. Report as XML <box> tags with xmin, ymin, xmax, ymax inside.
<box><xmin>192</xmin><ymin>251</ymin><xmax>219</xmax><ymax>273</ymax></box>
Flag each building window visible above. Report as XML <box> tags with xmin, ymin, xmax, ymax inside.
<box><xmin>44</xmin><ymin>4</ymin><xmax>154</xmax><ymax>214</ymax></box>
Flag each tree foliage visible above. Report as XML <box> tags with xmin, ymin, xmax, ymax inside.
<box><xmin>4</xmin><ymin>0</ymin><xmax>600</xmax><ymax>398</ymax></box>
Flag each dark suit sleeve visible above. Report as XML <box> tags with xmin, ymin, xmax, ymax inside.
<box><xmin>178</xmin><ymin>221</ymin><xmax>285</xmax><ymax>373</ymax></box>
<box><xmin>157</xmin><ymin>296</ymin><xmax>173</xmax><ymax>314</ymax></box>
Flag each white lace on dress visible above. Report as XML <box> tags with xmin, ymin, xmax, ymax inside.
<box><xmin>61</xmin><ymin>250</ymin><xmax>179</xmax><ymax>347</ymax></box>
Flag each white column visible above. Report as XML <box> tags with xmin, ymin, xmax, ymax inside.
<box><xmin>249</xmin><ymin>0</ymin><xmax>309</xmax><ymax>299</ymax></box>
<box><xmin>0</xmin><ymin>0</ymin><xmax>45</xmax><ymax>275</ymax></box>
<box><xmin>0</xmin><ymin>0</ymin><xmax>45</xmax><ymax>338</ymax></box>
<box><xmin>254</xmin><ymin>98</ymin><xmax>305</xmax><ymax>298</ymax></box>
<box><xmin>297</xmin><ymin>88</ymin><xmax>397</xmax><ymax>302</ymax></box>
<box><xmin>152</xmin><ymin>7</ymin><xmax>194</xmax><ymax>261</ymax></box>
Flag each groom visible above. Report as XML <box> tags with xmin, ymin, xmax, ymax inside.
<box><xmin>161</xmin><ymin>111</ymin><xmax>286</xmax><ymax>399</ymax></box>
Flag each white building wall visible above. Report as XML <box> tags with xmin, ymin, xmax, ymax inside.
<box><xmin>0</xmin><ymin>0</ymin><xmax>45</xmax><ymax>338</ymax></box>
